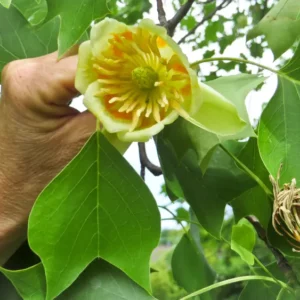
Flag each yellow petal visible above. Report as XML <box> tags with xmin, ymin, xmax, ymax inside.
<box><xmin>75</xmin><ymin>41</ymin><xmax>98</xmax><ymax>94</ymax></box>
<box><xmin>83</xmin><ymin>81</ymin><xmax>132</xmax><ymax>133</ymax></box>
<box><xmin>90</xmin><ymin>18</ymin><xmax>131</xmax><ymax>60</ymax></box>
<box><xmin>117</xmin><ymin>111</ymin><xmax>178</xmax><ymax>142</ymax></box>
<box><xmin>185</xmin><ymin>82</ymin><xmax>246</xmax><ymax>136</ymax></box>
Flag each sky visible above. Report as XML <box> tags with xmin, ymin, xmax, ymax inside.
<box><xmin>72</xmin><ymin>0</ymin><xmax>288</xmax><ymax>229</ymax></box>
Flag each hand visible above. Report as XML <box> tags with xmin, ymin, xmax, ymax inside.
<box><xmin>0</xmin><ymin>51</ymin><xmax>95</xmax><ymax>264</ymax></box>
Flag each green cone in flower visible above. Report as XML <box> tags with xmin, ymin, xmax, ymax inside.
<box><xmin>75</xmin><ymin>18</ymin><xmax>246</xmax><ymax>142</ymax></box>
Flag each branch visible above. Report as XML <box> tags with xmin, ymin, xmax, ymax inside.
<box><xmin>246</xmin><ymin>216</ymin><xmax>300</xmax><ymax>288</ymax></box>
<box><xmin>167</xmin><ymin>0</ymin><xmax>196</xmax><ymax>37</ymax></box>
<box><xmin>178</xmin><ymin>0</ymin><xmax>230</xmax><ymax>44</ymax></box>
<box><xmin>156</xmin><ymin>0</ymin><xmax>167</xmax><ymax>26</ymax></box>
<box><xmin>138</xmin><ymin>142</ymin><xmax>162</xmax><ymax>180</ymax></box>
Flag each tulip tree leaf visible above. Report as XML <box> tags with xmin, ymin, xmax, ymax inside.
<box><xmin>0</xmin><ymin>264</ymin><xmax>46</xmax><ymax>300</ymax></box>
<box><xmin>0</xmin><ymin>0</ymin><xmax>11</xmax><ymax>8</ymax></box>
<box><xmin>45</xmin><ymin>0</ymin><xmax>110</xmax><ymax>56</ymax></box>
<box><xmin>231</xmin><ymin>221</ymin><xmax>256</xmax><ymax>265</ymax></box>
<box><xmin>172</xmin><ymin>217</ymin><xmax>215</xmax><ymax>299</ymax></box>
<box><xmin>0</xmin><ymin>5</ymin><xmax>59</xmax><ymax>78</ymax></box>
<box><xmin>12</xmin><ymin>0</ymin><xmax>48</xmax><ymax>26</ymax></box>
<box><xmin>0</xmin><ymin>260</ymin><xmax>154</xmax><ymax>300</ymax></box>
<box><xmin>157</xmin><ymin>136</ymin><xmax>255</xmax><ymax>238</ymax></box>
<box><xmin>60</xmin><ymin>260</ymin><xmax>154</xmax><ymax>300</ymax></box>
<box><xmin>231</xmin><ymin>138</ymin><xmax>272</xmax><ymax>229</ymax></box>
<box><xmin>28</xmin><ymin>132</ymin><xmax>160</xmax><ymax>300</ymax></box>
<box><xmin>281</xmin><ymin>43</ymin><xmax>300</xmax><ymax>81</ymax></box>
<box><xmin>247</xmin><ymin>0</ymin><xmax>300</xmax><ymax>58</ymax></box>
<box><xmin>258</xmin><ymin>76</ymin><xmax>300</xmax><ymax>185</ymax></box>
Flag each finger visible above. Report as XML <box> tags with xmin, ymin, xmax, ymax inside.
<box><xmin>65</xmin><ymin>111</ymin><xmax>97</xmax><ymax>143</ymax></box>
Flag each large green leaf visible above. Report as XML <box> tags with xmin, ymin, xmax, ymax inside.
<box><xmin>247</xmin><ymin>0</ymin><xmax>300</xmax><ymax>58</ymax></box>
<box><xmin>13</xmin><ymin>0</ymin><xmax>48</xmax><ymax>26</ymax></box>
<box><xmin>0</xmin><ymin>5</ymin><xmax>58</xmax><ymax>77</ymax></box>
<box><xmin>157</xmin><ymin>136</ymin><xmax>255</xmax><ymax>237</ymax></box>
<box><xmin>46</xmin><ymin>0</ymin><xmax>110</xmax><ymax>56</ymax></box>
<box><xmin>231</xmin><ymin>221</ymin><xmax>256</xmax><ymax>266</ymax></box>
<box><xmin>172</xmin><ymin>217</ymin><xmax>215</xmax><ymax>299</ymax></box>
<box><xmin>258</xmin><ymin>77</ymin><xmax>300</xmax><ymax>184</ymax></box>
<box><xmin>28</xmin><ymin>132</ymin><xmax>160</xmax><ymax>299</ymax></box>
<box><xmin>0</xmin><ymin>264</ymin><xmax>45</xmax><ymax>300</ymax></box>
<box><xmin>231</xmin><ymin>138</ymin><xmax>272</xmax><ymax>229</ymax></box>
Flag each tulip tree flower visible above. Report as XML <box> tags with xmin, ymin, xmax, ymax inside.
<box><xmin>75</xmin><ymin>18</ymin><xmax>246</xmax><ymax>142</ymax></box>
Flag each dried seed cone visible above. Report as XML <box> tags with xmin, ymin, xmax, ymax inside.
<box><xmin>270</xmin><ymin>166</ymin><xmax>300</xmax><ymax>252</ymax></box>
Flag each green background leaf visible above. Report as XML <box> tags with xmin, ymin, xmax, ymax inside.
<box><xmin>13</xmin><ymin>0</ymin><xmax>48</xmax><ymax>26</ymax></box>
<box><xmin>172</xmin><ymin>222</ymin><xmax>215</xmax><ymax>299</ymax></box>
<box><xmin>0</xmin><ymin>5</ymin><xmax>58</xmax><ymax>77</ymax></box>
<box><xmin>231</xmin><ymin>138</ymin><xmax>272</xmax><ymax>229</ymax></box>
<box><xmin>0</xmin><ymin>0</ymin><xmax>11</xmax><ymax>8</ymax></box>
<box><xmin>0</xmin><ymin>264</ymin><xmax>45</xmax><ymax>300</ymax></box>
<box><xmin>247</xmin><ymin>0</ymin><xmax>300</xmax><ymax>58</ymax></box>
<box><xmin>258</xmin><ymin>77</ymin><xmax>300</xmax><ymax>184</ymax></box>
<box><xmin>231</xmin><ymin>221</ymin><xmax>256</xmax><ymax>265</ymax></box>
<box><xmin>46</xmin><ymin>0</ymin><xmax>109</xmax><ymax>56</ymax></box>
<box><xmin>28</xmin><ymin>133</ymin><xmax>160</xmax><ymax>299</ymax></box>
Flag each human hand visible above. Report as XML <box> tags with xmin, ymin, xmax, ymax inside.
<box><xmin>0</xmin><ymin>51</ymin><xmax>96</xmax><ymax>264</ymax></box>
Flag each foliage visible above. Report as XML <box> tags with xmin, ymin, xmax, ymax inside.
<box><xmin>1</xmin><ymin>0</ymin><xmax>300</xmax><ymax>299</ymax></box>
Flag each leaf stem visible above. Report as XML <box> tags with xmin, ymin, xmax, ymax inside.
<box><xmin>180</xmin><ymin>275</ymin><xmax>291</xmax><ymax>300</ymax></box>
<box><xmin>219</xmin><ymin>144</ymin><xmax>273</xmax><ymax>199</ymax></box>
<box><xmin>161</xmin><ymin>217</ymin><xmax>202</xmax><ymax>227</ymax></box>
<box><xmin>190</xmin><ymin>56</ymin><xmax>278</xmax><ymax>74</ymax></box>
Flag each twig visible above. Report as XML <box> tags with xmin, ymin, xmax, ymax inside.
<box><xmin>156</xmin><ymin>0</ymin><xmax>167</xmax><ymax>26</ymax></box>
<box><xmin>178</xmin><ymin>0</ymin><xmax>231</xmax><ymax>44</ymax></box>
<box><xmin>138</xmin><ymin>142</ymin><xmax>162</xmax><ymax>180</ymax></box>
<box><xmin>167</xmin><ymin>0</ymin><xmax>196</xmax><ymax>36</ymax></box>
<box><xmin>246</xmin><ymin>216</ymin><xmax>300</xmax><ymax>288</ymax></box>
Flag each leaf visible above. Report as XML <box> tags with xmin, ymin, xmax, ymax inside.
<box><xmin>239</xmin><ymin>263</ymin><xmax>292</xmax><ymax>300</ymax></box>
<box><xmin>258</xmin><ymin>76</ymin><xmax>300</xmax><ymax>184</ymax></box>
<box><xmin>0</xmin><ymin>264</ymin><xmax>46</xmax><ymax>300</ymax></box>
<box><xmin>281</xmin><ymin>43</ymin><xmax>300</xmax><ymax>81</ymax></box>
<box><xmin>231</xmin><ymin>138</ymin><xmax>272</xmax><ymax>229</ymax></box>
<box><xmin>231</xmin><ymin>221</ymin><xmax>256</xmax><ymax>265</ymax></box>
<box><xmin>0</xmin><ymin>5</ymin><xmax>59</xmax><ymax>77</ymax></box>
<box><xmin>0</xmin><ymin>273</ymin><xmax>21</xmax><ymax>300</ymax></box>
<box><xmin>172</xmin><ymin>218</ymin><xmax>215</xmax><ymax>299</ymax></box>
<box><xmin>0</xmin><ymin>260</ymin><xmax>154</xmax><ymax>300</ymax></box>
<box><xmin>247</xmin><ymin>0</ymin><xmax>300</xmax><ymax>58</ymax></box>
<box><xmin>28</xmin><ymin>132</ymin><xmax>160</xmax><ymax>299</ymax></box>
<box><xmin>12</xmin><ymin>0</ymin><xmax>48</xmax><ymax>26</ymax></box>
<box><xmin>0</xmin><ymin>0</ymin><xmax>11</xmax><ymax>8</ymax></box>
<box><xmin>46</xmin><ymin>0</ymin><xmax>110</xmax><ymax>56</ymax></box>
<box><xmin>60</xmin><ymin>259</ymin><xmax>154</xmax><ymax>300</ymax></box>
<box><xmin>157</xmin><ymin>136</ymin><xmax>255</xmax><ymax>237</ymax></box>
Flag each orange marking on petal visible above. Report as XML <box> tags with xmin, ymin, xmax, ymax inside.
<box><xmin>172</xmin><ymin>63</ymin><xmax>188</xmax><ymax>74</ymax></box>
<box><xmin>139</xmin><ymin>116</ymin><xmax>156</xmax><ymax>129</ymax></box>
<box><xmin>112</xmin><ymin>45</ymin><xmax>123</xmax><ymax>58</ymax></box>
<box><xmin>121</xmin><ymin>31</ymin><xmax>133</xmax><ymax>40</ymax></box>
<box><xmin>104</xmin><ymin>95</ymin><xmax>133</xmax><ymax>120</ymax></box>
<box><xmin>157</xmin><ymin>36</ymin><xmax>167</xmax><ymax>48</ymax></box>
<box><xmin>181</xmin><ymin>84</ymin><xmax>191</xmax><ymax>96</ymax></box>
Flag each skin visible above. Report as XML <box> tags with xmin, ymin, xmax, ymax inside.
<box><xmin>0</xmin><ymin>51</ymin><xmax>96</xmax><ymax>265</ymax></box>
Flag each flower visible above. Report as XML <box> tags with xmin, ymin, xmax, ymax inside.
<box><xmin>75</xmin><ymin>18</ymin><xmax>246</xmax><ymax>142</ymax></box>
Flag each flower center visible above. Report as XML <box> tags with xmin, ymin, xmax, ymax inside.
<box><xmin>132</xmin><ymin>66</ymin><xmax>158</xmax><ymax>90</ymax></box>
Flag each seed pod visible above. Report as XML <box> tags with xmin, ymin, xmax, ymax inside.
<box><xmin>270</xmin><ymin>164</ymin><xmax>300</xmax><ymax>252</ymax></box>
